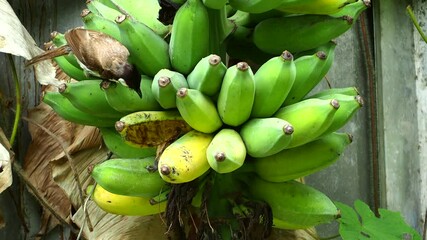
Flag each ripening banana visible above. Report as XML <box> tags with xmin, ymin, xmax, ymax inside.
<box><xmin>176</xmin><ymin>88</ymin><xmax>223</xmax><ymax>133</ymax></box>
<box><xmin>276</xmin><ymin>0</ymin><xmax>357</xmax><ymax>15</ymax></box>
<box><xmin>99</xmin><ymin>127</ymin><xmax>156</xmax><ymax>158</ymax></box>
<box><xmin>81</xmin><ymin>9</ymin><xmax>122</xmax><ymax>42</ymax></box>
<box><xmin>251</xmin><ymin>50</ymin><xmax>296</xmax><ymax>118</ymax></box>
<box><xmin>169</xmin><ymin>0</ymin><xmax>210</xmax><ymax>74</ymax></box>
<box><xmin>43</xmin><ymin>91</ymin><xmax>117</xmax><ymax>127</ymax></box>
<box><xmin>88</xmin><ymin>184</ymin><xmax>167</xmax><ymax>216</ymax></box>
<box><xmin>283</xmin><ymin>46</ymin><xmax>335</xmax><ymax>105</ymax></box>
<box><xmin>102</xmin><ymin>76</ymin><xmax>162</xmax><ymax>113</ymax></box>
<box><xmin>115</xmin><ymin>110</ymin><xmax>192</xmax><ymax>148</ymax></box>
<box><xmin>307</xmin><ymin>86</ymin><xmax>359</xmax><ymax>99</ymax></box>
<box><xmin>243</xmin><ymin>177</ymin><xmax>340</xmax><ymax>229</ymax></box>
<box><xmin>206</xmin><ymin>129</ymin><xmax>246</xmax><ymax>173</ymax></box>
<box><xmin>217</xmin><ymin>62</ymin><xmax>255</xmax><ymax>126</ymax></box>
<box><xmin>274</xmin><ymin>98</ymin><xmax>340</xmax><ymax>148</ymax></box>
<box><xmin>58</xmin><ymin>80</ymin><xmax>125</xmax><ymax>119</ymax></box>
<box><xmin>91</xmin><ymin>156</ymin><xmax>169</xmax><ymax>197</ymax></box>
<box><xmin>151</xmin><ymin>69</ymin><xmax>189</xmax><ymax>109</ymax></box>
<box><xmin>158</xmin><ymin>130</ymin><xmax>213</xmax><ymax>183</ymax></box>
<box><xmin>244</xmin><ymin>132</ymin><xmax>352</xmax><ymax>182</ymax></box>
<box><xmin>253</xmin><ymin>0</ymin><xmax>369</xmax><ymax>54</ymax></box>
<box><xmin>186</xmin><ymin>54</ymin><xmax>227</xmax><ymax>96</ymax></box>
<box><xmin>228</xmin><ymin>0</ymin><xmax>285</xmax><ymax>13</ymax></box>
<box><xmin>240</xmin><ymin>118</ymin><xmax>294</xmax><ymax>158</ymax></box>
<box><xmin>115</xmin><ymin>15</ymin><xmax>171</xmax><ymax>77</ymax></box>
<box><xmin>202</xmin><ymin>0</ymin><xmax>227</xmax><ymax>9</ymax></box>
<box><xmin>315</xmin><ymin>94</ymin><xmax>364</xmax><ymax>134</ymax></box>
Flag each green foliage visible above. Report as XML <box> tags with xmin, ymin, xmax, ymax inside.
<box><xmin>336</xmin><ymin>200</ymin><xmax>421</xmax><ymax>240</ymax></box>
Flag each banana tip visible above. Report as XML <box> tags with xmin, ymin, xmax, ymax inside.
<box><xmin>283</xmin><ymin>124</ymin><xmax>294</xmax><ymax>135</ymax></box>
<box><xmin>115</xmin><ymin>121</ymin><xmax>125</xmax><ymax>132</ymax></box>
<box><xmin>330</xmin><ymin>99</ymin><xmax>340</xmax><ymax>109</ymax></box>
<box><xmin>236</xmin><ymin>62</ymin><xmax>249</xmax><ymax>71</ymax></box>
<box><xmin>158</xmin><ymin>76</ymin><xmax>171</xmax><ymax>88</ymax></box>
<box><xmin>215</xmin><ymin>152</ymin><xmax>226</xmax><ymax>162</ymax></box>
<box><xmin>209</xmin><ymin>54</ymin><xmax>222</xmax><ymax>66</ymax></box>
<box><xmin>281</xmin><ymin>50</ymin><xmax>293</xmax><ymax>61</ymax></box>
<box><xmin>176</xmin><ymin>87</ymin><xmax>188</xmax><ymax>98</ymax></box>
<box><xmin>160</xmin><ymin>165</ymin><xmax>171</xmax><ymax>176</ymax></box>
<box><xmin>58</xmin><ymin>83</ymin><xmax>67</xmax><ymax>93</ymax></box>
<box><xmin>115</xmin><ymin>15</ymin><xmax>127</xmax><ymax>24</ymax></box>
<box><xmin>81</xmin><ymin>9</ymin><xmax>91</xmax><ymax>18</ymax></box>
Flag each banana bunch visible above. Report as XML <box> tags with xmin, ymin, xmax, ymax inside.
<box><xmin>35</xmin><ymin>0</ymin><xmax>371</xmax><ymax>237</ymax></box>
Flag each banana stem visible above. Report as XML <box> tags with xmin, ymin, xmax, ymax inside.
<box><xmin>406</xmin><ymin>5</ymin><xmax>427</xmax><ymax>43</ymax></box>
<box><xmin>206</xmin><ymin>7</ymin><xmax>235</xmax><ymax>61</ymax></box>
<box><xmin>7</xmin><ymin>54</ymin><xmax>21</xmax><ymax>147</ymax></box>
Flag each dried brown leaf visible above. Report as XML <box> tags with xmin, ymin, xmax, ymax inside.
<box><xmin>0</xmin><ymin>127</ymin><xmax>13</xmax><ymax>194</ymax></box>
<box><xmin>72</xmin><ymin>201</ymin><xmax>168</xmax><ymax>240</ymax></box>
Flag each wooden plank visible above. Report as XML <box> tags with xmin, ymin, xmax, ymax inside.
<box><xmin>373</xmin><ymin>0</ymin><xmax>426</xmax><ymax>233</ymax></box>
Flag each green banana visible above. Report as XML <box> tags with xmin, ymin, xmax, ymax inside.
<box><xmin>158</xmin><ymin>130</ymin><xmax>213</xmax><ymax>183</ymax></box>
<box><xmin>115</xmin><ymin>110</ymin><xmax>192</xmax><ymax>148</ymax></box>
<box><xmin>169</xmin><ymin>0</ymin><xmax>210</xmax><ymax>74</ymax></box>
<box><xmin>58</xmin><ymin>80</ymin><xmax>125</xmax><ymax>119</ymax></box>
<box><xmin>91</xmin><ymin>156</ymin><xmax>168</xmax><ymax>198</ymax></box>
<box><xmin>217</xmin><ymin>62</ymin><xmax>255</xmax><ymax>126</ymax></box>
<box><xmin>91</xmin><ymin>156</ymin><xmax>168</xmax><ymax>197</ymax></box>
<box><xmin>315</xmin><ymin>94</ymin><xmax>364</xmax><ymax>134</ymax></box>
<box><xmin>206</xmin><ymin>129</ymin><xmax>246</xmax><ymax>173</ymax></box>
<box><xmin>81</xmin><ymin>9</ymin><xmax>122</xmax><ymax>41</ymax></box>
<box><xmin>274</xmin><ymin>98</ymin><xmax>340</xmax><ymax>148</ymax></box>
<box><xmin>88</xmin><ymin>184</ymin><xmax>167</xmax><ymax>216</ymax></box>
<box><xmin>228</xmin><ymin>0</ymin><xmax>285</xmax><ymax>13</ymax></box>
<box><xmin>50</xmin><ymin>31</ymin><xmax>82</xmax><ymax>69</ymax></box>
<box><xmin>244</xmin><ymin>132</ymin><xmax>352</xmax><ymax>182</ymax></box>
<box><xmin>186</xmin><ymin>54</ymin><xmax>227</xmax><ymax>96</ymax></box>
<box><xmin>241</xmin><ymin>176</ymin><xmax>340</xmax><ymax>229</ymax></box>
<box><xmin>51</xmin><ymin>53</ymin><xmax>88</xmax><ymax>81</ymax></box>
<box><xmin>151</xmin><ymin>69</ymin><xmax>189</xmax><ymax>109</ymax></box>
<box><xmin>43</xmin><ymin>91</ymin><xmax>116</xmax><ymax>127</ymax></box>
<box><xmin>202</xmin><ymin>0</ymin><xmax>227</xmax><ymax>9</ymax></box>
<box><xmin>110</xmin><ymin>0</ymin><xmax>170</xmax><ymax>36</ymax></box>
<box><xmin>115</xmin><ymin>15</ymin><xmax>171</xmax><ymax>77</ymax></box>
<box><xmin>99</xmin><ymin>127</ymin><xmax>156</xmax><ymax>158</ymax></box>
<box><xmin>276</xmin><ymin>0</ymin><xmax>357</xmax><ymax>15</ymax></box>
<box><xmin>49</xmin><ymin>32</ymin><xmax>88</xmax><ymax>80</ymax></box>
<box><xmin>102</xmin><ymin>76</ymin><xmax>162</xmax><ymax>113</ymax></box>
<box><xmin>176</xmin><ymin>88</ymin><xmax>223</xmax><ymax>133</ymax></box>
<box><xmin>85</xmin><ymin>0</ymin><xmax>122</xmax><ymax>21</ymax></box>
<box><xmin>240</xmin><ymin>118</ymin><xmax>294</xmax><ymax>158</ymax></box>
<box><xmin>253</xmin><ymin>1</ymin><xmax>369</xmax><ymax>54</ymax></box>
<box><xmin>307</xmin><ymin>86</ymin><xmax>359</xmax><ymax>99</ymax></box>
<box><xmin>251</xmin><ymin>50</ymin><xmax>296</xmax><ymax>118</ymax></box>
<box><xmin>283</xmin><ymin>45</ymin><xmax>336</xmax><ymax>105</ymax></box>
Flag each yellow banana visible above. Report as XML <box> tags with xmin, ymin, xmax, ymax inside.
<box><xmin>158</xmin><ymin>130</ymin><xmax>213</xmax><ymax>183</ymax></box>
<box><xmin>88</xmin><ymin>184</ymin><xmax>167</xmax><ymax>216</ymax></box>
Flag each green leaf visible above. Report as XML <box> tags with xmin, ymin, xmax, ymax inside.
<box><xmin>335</xmin><ymin>200</ymin><xmax>421</xmax><ymax>240</ymax></box>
